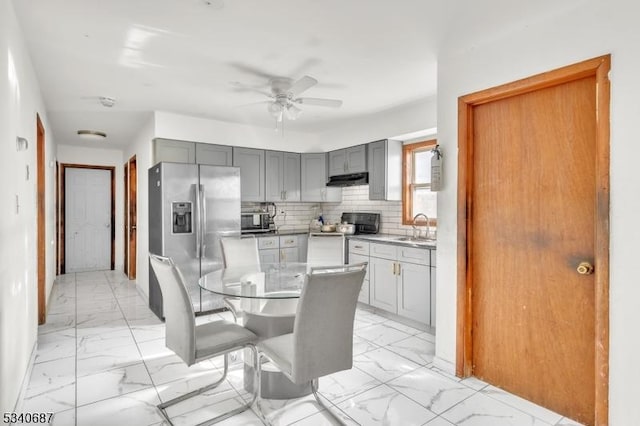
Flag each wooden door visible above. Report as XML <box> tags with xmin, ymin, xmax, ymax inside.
<box><xmin>128</xmin><ymin>156</ymin><xmax>137</xmax><ymax>279</ymax></box>
<box><xmin>457</xmin><ymin>56</ymin><xmax>610</xmax><ymax>425</ymax></box>
<box><xmin>36</xmin><ymin>115</ymin><xmax>46</xmax><ymax>324</ymax></box>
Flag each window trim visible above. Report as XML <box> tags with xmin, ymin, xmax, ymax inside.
<box><xmin>402</xmin><ymin>139</ymin><xmax>437</xmax><ymax>225</ymax></box>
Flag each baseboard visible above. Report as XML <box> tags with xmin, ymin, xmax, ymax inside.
<box><xmin>432</xmin><ymin>356</ymin><xmax>456</xmax><ymax>375</ymax></box>
<box><xmin>13</xmin><ymin>341</ymin><xmax>37</xmax><ymax>413</ymax></box>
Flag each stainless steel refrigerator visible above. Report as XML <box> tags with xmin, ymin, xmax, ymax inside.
<box><xmin>148</xmin><ymin>162</ymin><xmax>240</xmax><ymax>318</ymax></box>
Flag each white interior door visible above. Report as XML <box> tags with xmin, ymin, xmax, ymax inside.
<box><xmin>65</xmin><ymin>168</ymin><xmax>111</xmax><ymax>272</ymax></box>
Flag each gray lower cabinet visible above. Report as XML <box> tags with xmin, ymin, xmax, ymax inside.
<box><xmin>258</xmin><ymin>236</ymin><xmax>279</xmax><ymax>264</ymax></box>
<box><xmin>233</xmin><ymin>147</ymin><xmax>265</xmax><ymax>202</ymax></box>
<box><xmin>370</xmin><ymin>256</ymin><xmax>397</xmax><ymax>313</ymax></box>
<box><xmin>265</xmin><ymin>151</ymin><xmax>300</xmax><ymax>202</ymax></box>
<box><xmin>154</xmin><ymin>138</ymin><xmax>196</xmax><ymax>164</ymax></box>
<box><xmin>195</xmin><ymin>143</ymin><xmax>233</xmax><ymax>166</ymax></box>
<box><xmin>368</xmin><ymin>139</ymin><xmax>402</xmax><ymax>201</ymax></box>
<box><xmin>349</xmin><ymin>252</ymin><xmax>370</xmax><ymax>304</ymax></box>
<box><xmin>279</xmin><ymin>235</ymin><xmax>299</xmax><ymax>263</ymax></box>
<box><xmin>300</xmin><ymin>153</ymin><xmax>341</xmax><ymax>202</ymax></box>
<box><xmin>328</xmin><ymin>145</ymin><xmax>367</xmax><ymax>176</ymax></box>
<box><xmin>397</xmin><ymin>261</ymin><xmax>430</xmax><ymax>324</ymax></box>
<box><xmin>353</xmin><ymin>240</ymin><xmax>434</xmax><ymax>326</ymax></box>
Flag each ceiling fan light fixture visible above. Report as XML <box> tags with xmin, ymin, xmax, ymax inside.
<box><xmin>285</xmin><ymin>104</ymin><xmax>302</xmax><ymax>120</ymax></box>
<box><xmin>267</xmin><ymin>102</ymin><xmax>283</xmax><ymax>118</ymax></box>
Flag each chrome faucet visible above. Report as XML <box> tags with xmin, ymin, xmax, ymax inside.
<box><xmin>412</xmin><ymin>213</ymin><xmax>430</xmax><ymax>239</ymax></box>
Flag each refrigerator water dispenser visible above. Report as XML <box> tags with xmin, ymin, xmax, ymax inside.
<box><xmin>172</xmin><ymin>202</ymin><xmax>192</xmax><ymax>234</ymax></box>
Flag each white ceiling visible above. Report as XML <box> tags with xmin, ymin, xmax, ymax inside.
<box><xmin>12</xmin><ymin>0</ymin><xmax>453</xmax><ymax>149</ymax></box>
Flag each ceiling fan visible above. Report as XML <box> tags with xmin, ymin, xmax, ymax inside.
<box><xmin>237</xmin><ymin>75</ymin><xmax>343</xmax><ymax>122</ymax></box>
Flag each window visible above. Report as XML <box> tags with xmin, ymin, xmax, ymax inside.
<box><xmin>402</xmin><ymin>140</ymin><xmax>437</xmax><ymax>225</ymax></box>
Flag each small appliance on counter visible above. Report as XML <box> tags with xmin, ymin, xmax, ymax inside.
<box><xmin>241</xmin><ymin>209</ymin><xmax>271</xmax><ymax>233</ymax></box>
<box><xmin>341</xmin><ymin>212</ymin><xmax>380</xmax><ymax>234</ymax></box>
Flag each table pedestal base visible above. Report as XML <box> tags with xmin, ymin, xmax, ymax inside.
<box><xmin>244</xmin><ymin>364</ymin><xmax>311</xmax><ymax>399</ymax></box>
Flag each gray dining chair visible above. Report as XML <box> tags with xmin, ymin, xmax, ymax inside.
<box><xmin>255</xmin><ymin>262</ymin><xmax>367</xmax><ymax>425</ymax></box>
<box><xmin>219</xmin><ymin>235</ymin><xmax>261</xmax><ymax>322</ymax></box>
<box><xmin>149</xmin><ymin>254</ymin><xmax>260</xmax><ymax>426</ymax></box>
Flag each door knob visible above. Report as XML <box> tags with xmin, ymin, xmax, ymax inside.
<box><xmin>576</xmin><ymin>261</ymin><xmax>594</xmax><ymax>275</ymax></box>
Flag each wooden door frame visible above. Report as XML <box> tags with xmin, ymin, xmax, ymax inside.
<box><xmin>456</xmin><ymin>55</ymin><xmax>610</xmax><ymax>424</ymax></box>
<box><xmin>123</xmin><ymin>161</ymin><xmax>129</xmax><ymax>276</ymax></box>
<box><xmin>127</xmin><ymin>155</ymin><xmax>137</xmax><ymax>280</ymax></box>
<box><xmin>36</xmin><ymin>114</ymin><xmax>46</xmax><ymax>325</ymax></box>
<box><xmin>60</xmin><ymin>164</ymin><xmax>116</xmax><ymax>274</ymax></box>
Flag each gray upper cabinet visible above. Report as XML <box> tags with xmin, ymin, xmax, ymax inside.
<box><xmin>265</xmin><ymin>151</ymin><xmax>301</xmax><ymax>202</ymax></box>
<box><xmin>233</xmin><ymin>147</ymin><xmax>265</xmax><ymax>202</ymax></box>
<box><xmin>328</xmin><ymin>145</ymin><xmax>367</xmax><ymax>176</ymax></box>
<box><xmin>195</xmin><ymin>143</ymin><xmax>233</xmax><ymax>166</ymax></box>
<box><xmin>154</xmin><ymin>138</ymin><xmax>196</xmax><ymax>164</ymax></box>
<box><xmin>368</xmin><ymin>139</ymin><xmax>402</xmax><ymax>201</ymax></box>
<box><xmin>301</xmin><ymin>153</ymin><xmax>342</xmax><ymax>202</ymax></box>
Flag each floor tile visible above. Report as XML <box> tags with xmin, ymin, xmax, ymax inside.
<box><xmin>386</xmin><ymin>335</ymin><xmax>436</xmax><ymax>366</ymax></box>
<box><xmin>34</xmin><ymin>328</ymin><xmax>76</xmax><ymax>364</ymax></box>
<box><xmin>49</xmin><ymin>408</ymin><xmax>75</xmax><ymax>426</ymax></box>
<box><xmin>22</xmin><ymin>380</ymin><xmax>75</xmax><ymax>414</ymax></box>
<box><xmin>556</xmin><ymin>416</ymin><xmax>585</xmax><ymax>426</ymax></box>
<box><xmin>76</xmin><ymin>387</ymin><xmax>164</xmax><ymax>426</ymax></box>
<box><xmin>352</xmin><ymin>335</ymin><xmax>379</xmax><ymax>356</ymax></box>
<box><xmin>383</xmin><ymin>319</ymin><xmax>423</xmax><ymax>335</ymax></box>
<box><xmin>460</xmin><ymin>376</ymin><xmax>489</xmax><ymax>391</ymax></box>
<box><xmin>354</xmin><ymin>347</ymin><xmax>421</xmax><ymax>383</ymax></box>
<box><xmin>481</xmin><ymin>385</ymin><xmax>563</xmax><ymax>425</ymax></box>
<box><xmin>337</xmin><ymin>384</ymin><xmax>436</xmax><ymax>425</ymax></box>
<box><xmin>440</xmin><ymin>392</ymin><xmax>549</xmax><ymax>426</ymax></box>
<box><xmin>317</xmin><ymin>367</ymin><xmax>381</xmax><ymax>404</ymax></box>
<box><xmin>37</xmin><ymin>313</ymin><xmax>75</xmax><ymax>335</ymax></box>
<box><xmin>255</xmin><ymin>394</ymin><xmax>323</xmax><ymax>426</ymax></box>
<box><xmin>76</xmin><ymin>341</ymin><xmax>143</xmax><ymax>376</ymax></box>
<box><xmin>168</xmin><ymin>395</ymin><xmax>247</xmax><ymax>426</ymax></box>
<box><xmin>289</xmin><ymin>408</ymin><xmax>358</xmax><ymax>426</ymax></box>
<box><xmin>389</xmin><ymin>367</ymin><xmax>476</xmax><ymax>415</ymax></box>
<box><xmin>355</xmin><ymin>323</ymin><xmax>412</xmax><ymax>346</ymax></box>
<box><xmin>25</xmin><ymin>357</ymin><xmax>75</xmax><ymax>397</ymax></box>
<box><xmin>77</xmin><ymin>362</ymin><xmax>154</xmax><ymax>406</ymax></box>
<box><xmin>426</xmin><ymin>416</ymin><xmax>456</xmax><ymax>425</ymax></box>
<box><xmin>145</xmin><ymin>354</ymin><xmax>219</xmax><ymax>386</ymax></box>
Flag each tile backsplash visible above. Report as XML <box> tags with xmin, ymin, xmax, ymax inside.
<box><xmin>243</xmin><ymin>184</ymin><xmax>430</xmax><ymax>236</ymax></box>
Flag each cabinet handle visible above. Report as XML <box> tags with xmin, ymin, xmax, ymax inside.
<box><xmin>392</xmin><ymin>263</ymin><xmax>396</xmax><ymax>275</ymax></box>
<box><xmin>354</xmin><ymin>245</ymin><xmax>363</xmax><ymax>249</ymax></box>
<box><xmin>284</xmin><ymin>190</ymin><xmax>287</xmax><ymax>200</ymax></box>
<box><xmin>396</xmin><ymin>263</ymin><xmax>401</xmax><ymax>276</ymax></box>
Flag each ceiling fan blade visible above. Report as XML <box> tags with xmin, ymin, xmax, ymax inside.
<box><xmin>229</xmin><ymin>62</ymin><xmax>276</xmax><ymax>80</ymax></box>
<box><xmin>289</xmin><ymin>75</ymin><xmax>318</xmax><ymax>97</ymax></box>
<box><xmin>295</xmin><ymin>97</ymin><xmax>343</xmax><ymax>108</ymax></box>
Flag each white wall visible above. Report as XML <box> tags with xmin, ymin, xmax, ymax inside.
<box><xmin>0</xmin><ymin>0</ymin><xmax>56</xmax><ymax>412</ymax></box>
<box><xmin>315</xmin><ymin>96</ymin><xmax>437</xmax><ymax>151</ymax></box>
<box><xmin>56</xmin><ymin>145</ymin><xmax>125</xmax><ymax>271</ymax></box>
<box><xmin>123</xmin><ymin>115</ymin><xmax>155</xmax><ymax>297</ymax></box>
<box><xmin>435</xmin><ymin>0</ymin><xmax>640</xmax><ymax>423</ymax></box>
<box><xmin>154</xmin><ymin>111</ymin><xmax>318</xmax><ymax>152</ymax></box>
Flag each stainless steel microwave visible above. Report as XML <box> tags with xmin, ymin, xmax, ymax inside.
<box><xmin>241</xmin><ymin>212</ymin><xmax>271</xmax><ymax>233</ymax></box>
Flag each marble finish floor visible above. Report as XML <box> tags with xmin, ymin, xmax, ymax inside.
<box><xmin>21</xmin><ymin>271</ymin><xmax>584</xmax><ymax>426</ymax></box>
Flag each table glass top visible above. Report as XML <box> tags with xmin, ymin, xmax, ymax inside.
<box><xmin>199</xmin><ymin>262</ymin><xmax>307</xmax><ymax>299</ymax></box>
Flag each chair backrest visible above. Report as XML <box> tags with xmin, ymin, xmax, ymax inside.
<box><xmin>149</xmin><ymin>254</ymin><xmax>197</xmax><ymax>366</ymax></box>
<box><xmin>290</xmin><ymin>262</ymin><xmax>367</xmax><ymax>384</ymax></box>
<box><xmin>306</xmin><ymin>234</ymin><xmax>345</xmax><ymax>268</ymax></box>
<box><xmin>220</xmin><ymin>236</ymin><xmax>260</xmax><ymax>268</ymax></box>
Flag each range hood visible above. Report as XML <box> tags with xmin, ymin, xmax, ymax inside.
<box><xmin>326</xmin><ymin>172</ymin><xmax>369</xmax><ymax>187</ymax></box>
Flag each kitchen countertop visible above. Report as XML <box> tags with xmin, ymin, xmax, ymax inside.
<box><xmin>243</xmin><ymin>229</ymin><xmax>309</xmax><ymax>237</ymax></box>
<box><xmin>346</xmin><ymin>233</ymin><xmax>437</xmax><ymax>249</ymax></box>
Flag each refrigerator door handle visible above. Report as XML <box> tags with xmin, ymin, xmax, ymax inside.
<box><xmin>195</xmin><ymin>184</ymin><xmax>202</xmax><ymax>259</ymax></box>
<box><xmin>200</xmin><ymin>184</ymin><xmax>207</xmax><ymax>257</ymax></box>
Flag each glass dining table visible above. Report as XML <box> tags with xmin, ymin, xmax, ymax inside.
<box><xmin>199</xmin><ymin>262</ymin><xmax>310</xmax><ymax>399</ymax></box>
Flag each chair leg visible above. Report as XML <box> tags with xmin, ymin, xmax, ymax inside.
<box><xmin>311</xmin><ymin>379</ymin><xmax>347</xmax><ymax>426</ymax></box>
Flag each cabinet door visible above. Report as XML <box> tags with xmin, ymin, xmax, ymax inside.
<box><xmin>265</xmin><ymin>150</ymin><xmax>284</xmax><ymax>201</ymax></box>
<box><xmin>349</xmin><ymin>252</ymin><xmax>370</xmax><ymax>304</ymax></box>
<box><xmin>370</xmin><ymin>256</ymin><xmax>397</xmax><ymax>313</ymax></box>
<box><xmin>430</xmin><ymin>266</ymin><xmax>436</xmax><ymax>327</ymax></box>
<box><xmin>279</xmin><ymin>235</ymin><xmax>298</xmax><ymax>248</ymax></box>
<box><xmin>370</xmin><ymin>243</ymin><xmax>397</xmax><ymax>261</ymax></box>
<box><xmin>397</xmin><ymin>262</ymin><xmax>430</xmax><ymax>324</ymax></box>
<box><xmin>280</xmin><ymin>247</ymin><xmax>299</xmax><ymax>264</ymax></box>
<box><xmin>259</xmin><ymin>249</ymin><xmax>279</xmax><ymax>264</ymax></box>
<box><xmin>233</xmin><ymin>147</ymin><xmax>265</xmax><ymax>202</ymax></box>
<box><xmin>195</xmin><ymin>143</ymin><xmax>233</xmax><ymax>166</ymax></box>
<box><xmin>345</xmin><ymin>145</ymin><xmax>367</xmax><ymax>174</ymax></box>
<box><xmin>328</xmin><ymin>149</ymin><xmax>346</xmax><ymax>176</ymax></box>
<box><xmin>301</xmin><ymin>153</ymin><xmax>327</xmax><ymax>201</ymax></box>
<box><xmin>154</xmin><ymin>139</ymin><xmax>196</xmax><ymax>164</ymax></box>
<box><xmin>298</xmin><ymin>234</ymin><xmax>308</xmax><ymax>262</ymax></box>
<box><xmin>368</xmin><ymin>140</ymin><xmax>386</xmax><ymax>200</ymax></box>
<box><xmin>283</xmin><ymin>152</ymin><xmax>301</xmax><ymax>201</ymax></box>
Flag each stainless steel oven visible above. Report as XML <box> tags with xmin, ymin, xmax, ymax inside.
<box><xmin>241</xmin><ymin>211</ymin><xmax>271</xmax><ymax>233</ymax></box>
